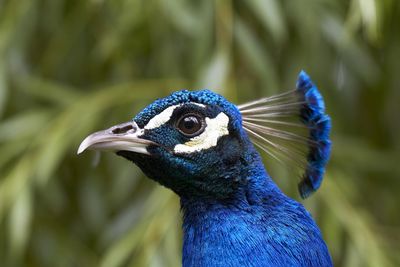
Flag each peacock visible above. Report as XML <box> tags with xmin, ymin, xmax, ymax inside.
<box><xmin>78</xmin><ymin>71</ymin><xmax>332</xmax><ymax>267</ymax></box>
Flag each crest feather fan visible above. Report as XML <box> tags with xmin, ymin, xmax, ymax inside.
<box><xmin>238</xmin><ymin>71</ymin><xmax>332</xmax><ymax>198</ymax></box>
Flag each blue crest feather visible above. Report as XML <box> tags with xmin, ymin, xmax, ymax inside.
<box><xmin>239</xmin><ymin>70</ymin><xmax>332</xmax><ymax>199</ymax></box>
<box><xmin>296</xmin><ymin>71</ymin><xmax>331</xmax><ymax>198</ymax></box>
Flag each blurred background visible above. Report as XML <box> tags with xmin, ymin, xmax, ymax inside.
<box><xmin>0</xmin><ymin>0</ymin><xmax>399</xmax><ymax>266</ymax></box>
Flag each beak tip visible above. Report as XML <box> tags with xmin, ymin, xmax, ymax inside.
<box><xmin>77</xmin><ymin>140</ymin><xmax>89</xmax><ymax>155</ymax></box>
<box><xmin>77</xmin><ymin>147</ymin><xmax>84</xmax><ymax>155</ymax></box>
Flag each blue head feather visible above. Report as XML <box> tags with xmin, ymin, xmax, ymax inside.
<box><xmin>135</xmin><ymin>89</ymin><xmax>242</xmax><ymax>130</ymax></box>
<box><xmin>296</xmin><ymin>71</ymin><xmax>332</xmax><ymax>198</ymax></box>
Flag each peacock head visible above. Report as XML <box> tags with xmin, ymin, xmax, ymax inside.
<box><xmin>78</xmin><ymin>90</ymin><xmax>253</xmax><ymax>198</ymax></box>
<box><xmin>78</xmin><ymin>71</ymin><xmax>331</xmax><ymax>199</ymax></box>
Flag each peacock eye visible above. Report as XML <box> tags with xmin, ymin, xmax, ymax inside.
<box><xmin>176</xmin><ymin>114</ymin><xmax>205</xmax><ymax>137</ymax></box>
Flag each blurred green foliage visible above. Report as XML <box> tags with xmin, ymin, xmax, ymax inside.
<box><xmin>0</xmin><ymin>0</ymin><xmax>399</xmax><ymax>266</ymax></box>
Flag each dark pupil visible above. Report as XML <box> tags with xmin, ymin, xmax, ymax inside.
<box><xmin>179</xmin><ymin>116</ymin><xmax>201</xmax><ymax>134</ymax></box>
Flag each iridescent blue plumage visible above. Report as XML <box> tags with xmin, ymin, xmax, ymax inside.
<box><xmin>79</xmin><ymin>72</ymin><xmax>333</xmax><ymax>266</ymax></box>
<box><xmin>134</xmin><ymin>89</ymin><xmax>241</xmax><ymax>130</ymax></box>
<box><xmin>296</xmin><ymin>71</ymin><xmax>332</xmax><ymax>198</ymax></box>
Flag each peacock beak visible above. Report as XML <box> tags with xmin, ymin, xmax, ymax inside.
<box><xmin>77</xmin><ymin>121</ymin><xmax>155</xmax><ymax>155</ymax></box>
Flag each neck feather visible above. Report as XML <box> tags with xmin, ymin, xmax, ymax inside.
<box><xmin>179</xmin><ymin>143</ymin><xmax>332</xmax><ymax>267</ymax></box>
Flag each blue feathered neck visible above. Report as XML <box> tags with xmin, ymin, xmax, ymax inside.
<box><xmin>180</xmin><ymin>137</ymin><xmax>332</xmax><ymax>267</ymax></box>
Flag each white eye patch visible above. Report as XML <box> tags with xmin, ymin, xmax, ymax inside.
<box><xmin>174</xmin><ymin>112</ymin><xmax>229</xmax><ymax>154</ymax></box>
<box><xmin>144</xmin><ymin>103</ymin><xmax>205</xmax><ymax>130</ymax></box>
<box><xmin>144</xmin><ymin>105</ymin><xmax>178</xmax><ymax>130</ymax></box>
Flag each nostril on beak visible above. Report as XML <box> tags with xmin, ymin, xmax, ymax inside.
<box><xmin>111</xmin><ymin>122</ymin><xmax>137</xmax><ymax>134</ymax></box>
<box><xmin>112</xmin><ymin>125</ymin><xmax>133</xmax><ymax>134</ymax></box>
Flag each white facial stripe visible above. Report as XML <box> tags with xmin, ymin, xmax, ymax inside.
<box><xmin>144</xmin><ymin>103</ymin><xmax>206</xmax><ymax>130</ymax></box>
<box><xmin>174</xmin><ymin>112</ymin><xmax>229</xmax><ymax>154</ymax></box>
<box><xmin>192</xmin><ymin>103</ymin><xmax>206</xmax><ymax>108</ymax></box>
<box><xmin>144</xmin><ymin>105</ymin><xmax>179</xmax><ymax>130</ymax></box>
